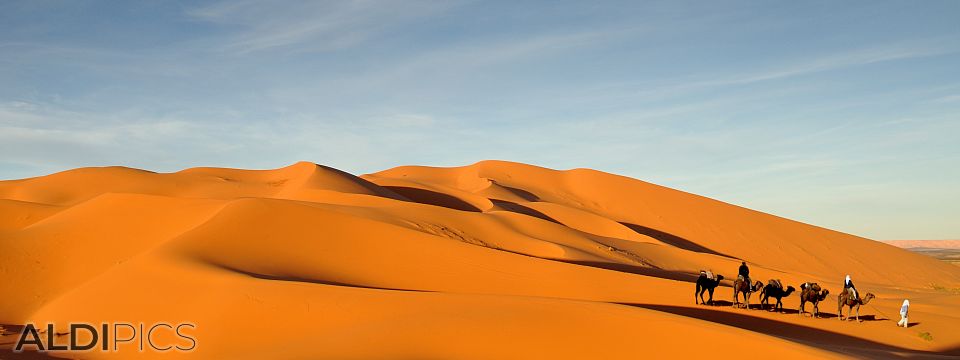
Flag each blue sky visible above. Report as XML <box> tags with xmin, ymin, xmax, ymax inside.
<box><xmin>1</xmin><ymin>1</ymin><xmax>958</xmax><ymax>239</ymax></box>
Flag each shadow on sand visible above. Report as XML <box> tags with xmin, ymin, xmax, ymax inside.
<box><xmin>622</xmin><ymin>304</ymin><xmax>958</xmax><ymax>358</ymax></box>
<box><xmin>490</xmin><ymin>199</ymin><xmax>560</xmax><ymax>224</ymax></box>
<box><xmin>383</xmin><ymin>186</ymin><xmax>482</xmax><ymax>212</ymax></box>
<box><xmin>0</xmin><ymin>325</ymin><xmax>60</xmax><ymax>359</ymax></box>
<box><xmin>619</xmin><ymin>222</ymin><xmax>735</xmax><ymax>259</ymax></box>
<box><xmin>563</xmin><ymin>261</ymin><xmax>700</xmax><ymax>283</ymax></box>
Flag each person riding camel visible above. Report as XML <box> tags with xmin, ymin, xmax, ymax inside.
<box><xmin>738</xmin><ymin>261</ymin><xmax>751</xmax><ymax>292</ymax></box>
<box><xmin>844</xmin><ymin>275</ymin><xmax>858</xmax><ymax>300</ymax></box>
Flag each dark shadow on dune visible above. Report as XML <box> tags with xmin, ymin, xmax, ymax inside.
<box><xmin>0</xmin><ymin>325</ymin><xmax>61</xmax><ymax>359</ymax></box>
<box><xmin>622</xmin><ymin>304</ymin><xmax>959</xmax><ymax>358</ymax></box>
<box><xmin>839</xmin><ymin>314</ymin><xmax>885</xmax><ymax>322</ymax></box>
<box><xmin>490</xmin><ymin>199</ymin><xmax>560</xmax><ymax>224</ymax></box>
<box><xmin>703</xmin><ymin>300</ymin><xmax>734</xmax><ymax>307</ymax></box>
<box><xmin>796</xmin><ymin>311</ymin><xmax>839</xmax><ymax>320</ymax></box>
<box><xmin>382</xmin><ymin>186</ymin><xmax>482</xmax><ymax>212</ymax></box>
<box><xmin>0</xmin><ymin>350</ymin><xmax>60</xmax><ymax>359</ymax></box>
<box><xmin>209</xmin><ymin>262</ymin><xmax>433</xmax><ymax>293</ymax></box>
<box><xmin>0</xmin><ymin>325</ymin><xmax>24</xmax><ymax>338</ymax></box>
<box><xmin>619</xmin><ymin>222</ymin><xmax>735</xmax><ymax>259</ymax></box>
<box><xmin>564</xmin><ymin>260</ymin><xmax>700</xmax><ymax>283</ymax></box>
<box><xmin>491</xmin><ymin>181</ymin><xmax>540</xmax><ymax>202</ymax></box>
<box><xmin>314</xmin><ymin>165</ymin><xmax>409</xmax><ymax>201</ymax></box>
<box><xmin>760</xmin><ymin>306</ymin><xmax>802</xmax><ymax>315</ymax></box>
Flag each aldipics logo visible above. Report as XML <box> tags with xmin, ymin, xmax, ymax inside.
<box><xmin>14</xmin><ymin>322</ymin><xmax>197</xmax><ymax>353</ymax></box>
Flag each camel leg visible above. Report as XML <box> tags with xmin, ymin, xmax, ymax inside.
<box><xmin>799</xmin><ymin>301</ymin><xmax>804</xmax><ymax>317</ymax></box>
<box><xmin>708</xmin><ymin>288</ymin><xmax>714</xmax><ymax>305</ymax></box>
<box><xmin>856</xmin><ymin>306</ymin><xmax>860</xmax><ymax>322</ymax></box>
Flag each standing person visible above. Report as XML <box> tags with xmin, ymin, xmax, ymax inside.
<box><xmin>897</xmin><ymin>300</ymin><xmax>910</xmax><ymax>328</ymax></box>
<box><xmin>844</xmin><ymin>275</ymin><xmax>858</xmax><ymax>300</ymax></box>
<box><xmin>738</xmin><ymin>261</ymin><xmax>751</xmax><ymax>288</ymax></box>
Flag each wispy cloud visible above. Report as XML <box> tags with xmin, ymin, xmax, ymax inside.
<box><xmin>186</xmin><ymin>0</ymin><xmax>461</xmax><ymax>53</ymax></box>
<box><xmin>928</xmin><ymin>94</ymin><xmax>960</xmax><ymax>103</ymax></box>
<box><xmin>628</xmin><ymin>40</ymin><xmax>959</xmax><ymax>101</ymax></box>
<box><xmin>725</xmin><ymin>43</ymin><xmax>952</xmax><ymax>85</ymax></box>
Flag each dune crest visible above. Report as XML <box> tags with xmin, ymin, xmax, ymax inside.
<box><xmin>2</xmin><ymin>161</ymin><xmax>958</xmax><ymax>359</ymax></box>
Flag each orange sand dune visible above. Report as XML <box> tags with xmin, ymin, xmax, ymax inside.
<box><xmin>1</xmin><ymin>161</ymin><xmax>958</xmax><ymax>359</ymax></box>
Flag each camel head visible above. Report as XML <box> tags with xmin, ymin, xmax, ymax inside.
<box><xmin>862</xmin><ymin>293</ymin><xmax>875</xmax><ymax>304</ymax></box>
<box><xmin>784</xmin><ymin>286</ymin><xmax>796</xmax><ymax>295</ymax></box>
<box><xmin>817</xmin><ymin>289</ymin><xmax>830</xmax><ymax>301</ymax></box>
<box><xmin>716</xmin><ymin>274</ymin><xmax>724</xmax><ymax>281</ymax></box>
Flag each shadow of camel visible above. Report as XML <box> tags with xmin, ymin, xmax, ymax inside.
<box><xmin>836</xmin><ymin>314</ymin><xmax>886</xmax><ymax>322</ymax></box>
<box><xmin>619</xmin><ymin>222</ymin><xmax>735</xmax><ymax>258</ymax></box>
<box><xmin>621</xmin><ymin>304</ymin><xmax>959</xmax><ymax>358</ymax></box>
<box><xmin>696</xmin><ymin>300</ymin><xmax>734</xmax><ymax>307</ymax></box>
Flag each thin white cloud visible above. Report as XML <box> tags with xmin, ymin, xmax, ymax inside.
<box><xmin>929</xmin><ymin>94</ymin><xmax>960</xmax><ymax>103</ymax></box>
<box><xmin>186</xmin><ymin>0</ymin><xmax>461</xmax><ymax>53</ymax></box>
<box><xmin>630</xmin><ymin>41</ymin><xmax>959</xmax><ymax>100</ymax></box>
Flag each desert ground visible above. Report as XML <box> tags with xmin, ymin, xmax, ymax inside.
<box><xmin>1</xmin><ymin>161</ymin><xmax>958</xmax><ymax>359</ymax></box>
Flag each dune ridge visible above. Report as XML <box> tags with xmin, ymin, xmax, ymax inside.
<box><xmin>1</xmin><ymin>161</ymin><xmax>958</xmax><ymax>359</ymax></box>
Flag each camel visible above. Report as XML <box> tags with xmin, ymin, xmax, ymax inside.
<box><xmin>759</xmin><ymin>281</ymin><xmax>796</xmax><ymax>312</ymax></box>
<box><xmin>838</xmin><ymin>290</ymin><xmax>876</xmax><ymax>322</ymax></box>
<box><xmin>798</xmin><ymin>283</ymin><xmax>829</xmax><ymax>318</ymax></box>
<box><xmin>695</xmin><ymin>273</ymin><xmax>724</xmax><ymax>305</ymax></box>
<box><xmin>732</xmin><ymin>277</ymin><xmax>763</xmax><ymax>309</ymax></box>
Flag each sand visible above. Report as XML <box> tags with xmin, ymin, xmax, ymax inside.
<box><xmin>0</xmin><ymin>160</ymin><xmax>957</xmax><ymax>359</ymax></box>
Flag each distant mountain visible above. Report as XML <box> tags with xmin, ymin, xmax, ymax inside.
<box><xmin>883</xmin><ymin>240</ymin><xmax>960</xmax><ymax>249</ymax></box>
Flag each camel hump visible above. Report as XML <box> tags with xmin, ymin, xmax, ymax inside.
<box><xmin>802</xmin><ymin>282</ymin><xmax>821</xmax><ymax>292</ymax></box>
<box><xmin>700</xmin><ymin>270</ymin><xmax>716</xmax><ymax>281</ymax></box>
<box><xmin>768</xmin><ymin>279</ymin><xmax>782</xmax><ymax>289</ymax></box>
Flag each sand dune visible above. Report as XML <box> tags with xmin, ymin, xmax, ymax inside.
<box><xmin>1</xmin><ymin>161</ymin><xmax>958</xmax><ymax>359</ymax></box>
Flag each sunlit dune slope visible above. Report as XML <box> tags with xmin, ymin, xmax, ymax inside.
<box><xmin>1</xmin><ymin>160</ymin><xmax>958</xmax><ymax>359</ymax></box>
<box><xmin>365</xmin><ymin>160</ymin><xmax>960</xmax><ymax>287</ymax></box>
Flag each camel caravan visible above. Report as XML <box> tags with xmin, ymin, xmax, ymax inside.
<box><xmin>695</xmin><ymin>262</ymin><xmax>886</xmax><ymax>323</ymax></box>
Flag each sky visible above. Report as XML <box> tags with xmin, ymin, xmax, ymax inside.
<box><xmin>1</xmin><ymin>0</ymin><xmax>958</xmax><ymax>240</ymax></box>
